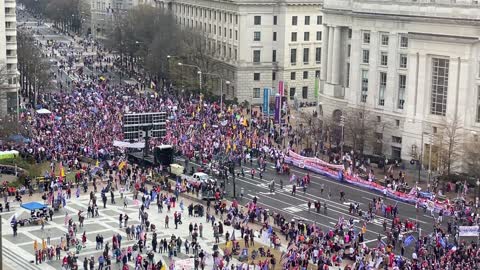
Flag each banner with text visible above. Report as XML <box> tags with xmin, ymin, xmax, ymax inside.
<box><xmin>459</xmin><ymin>226</ymin><xmax>479</xmax><ymax>237</ymax></box>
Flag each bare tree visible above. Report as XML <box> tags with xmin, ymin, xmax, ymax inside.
<box><xmin>344</xmin><ymin>106</ymin><xmax>375</xmax><ymax>154</ymax></box>
<box><xmin>436</xmin><ymin>116</ymin><xmax>463</xmax><ymax>175</ymax></box>
<box><xmin>463</xmin><ymin>137</ymin><xmax>480</xmax><ymax>179</ymax></box>
<box><xmin>17</xmin><ymin>30</ymin><xmax>52</xmax><ymax>106</ymax></box>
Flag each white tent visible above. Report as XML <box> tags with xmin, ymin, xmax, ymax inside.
<box><xmin>36</xmin><ymin>108</ymin><xmax>52</xmax><ymax>114</ymax></box>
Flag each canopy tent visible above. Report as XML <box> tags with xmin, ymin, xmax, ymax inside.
<box><xmin>8</xmin><ymin>202</ymin><xmax>47</xmax><ymax>224</ymax></box>
<box><xmin>36</xmin><ymin>108</ymin><xmax>52</xmax><ymax>114</ymax></box>
<box><xmin>21</xmin><ymin>201</ymin><xmax>47</xmax><ymax>211</ymax></box>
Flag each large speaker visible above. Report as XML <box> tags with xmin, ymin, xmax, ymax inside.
<box><xmin>153</xmin><ymin>145</ymin><xmax>174</xmax><ymax>166</ymax></box>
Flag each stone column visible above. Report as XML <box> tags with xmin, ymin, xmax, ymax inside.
<box><xmin>331</xmin><ymin>26</ymin><xmax>342</xmax><ymax>85</ymax></box>
<box><xmin>320</xmin><ymin>26</ymin><xmax>329</xmax><ymax>81</ymax></box>
<box><xmin>327</xmin><ymin>26</ymin><xmax>334</xmax><ymax>83</ymax></box>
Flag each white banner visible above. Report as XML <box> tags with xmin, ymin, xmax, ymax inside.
<box><xmin>459</xmin><ymin>226</ymin><xmax>479</xmax><ymax>237</ymax></box>
<box><xmin>113</xmin><ymin>140</ymin><xmax>145</xmax><ymax>149</ymax></box>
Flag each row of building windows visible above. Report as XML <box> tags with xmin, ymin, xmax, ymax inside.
<box><xmin>362</xmin><ymin>31</ymin><xmax>409</xmax><ymax>48</ymax></box>
<box><xmin>252</xmin><ymin>48</ymin><xmax>321</xmax><ymax>64</ymax></box>
<box><xmin>289</xmin><ymin>31</ymin><xmax>322</xmax><ymax>42</ymax></box>
<box><xmin>253</xmin><ymin>15</ymin><xmax>322</xmax><ymax>26</ymax></box>
<box><xmin>359</xmin><ymin>70</ymin><xmax>406</xmax><ymax>110</ymax></box>
<box><xmin>253</xmin><ymin>70</ymin><xmax>319</xmax><ymax>81</ymax></box>
<box><xmin>361</xmin><ymin>50</ymin><xmax>408</xmax><ymax>69</ymax></box>
<box><xmin>177</xmin><ymin>16</ymin><xmax>239</xmax><ymax>40</ymax></box>
<box><xmin>175</xmin><ymin>4</ymin><xmax>239</xmax><ymax>25</ymax></box>
<box><xmin>253</xmin><ymin>86</ymin><xmax>310</xmax><ymax>99</ymax></box>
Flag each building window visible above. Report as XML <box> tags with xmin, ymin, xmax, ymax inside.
<box><xmin>316</xmin><ymin>15</ymin><xmax>322</xmax><ymax>25</ymax></box>
<box><xmin>292</xmin><ymin>16</ymin><xmax>297</xmax><ymax>25</ymax></box>
<box><xmin>361</xmin><ymin>70</ymin><xmax>368</xmax><ymax>102</ymax></box>
<box><xmin>229</xmin><ymin>29</ymin><xmax>232</xmax><ymax>39</ymax></box>
<box><xmin>273</xmin><ymin>32</ymin><xmax>277</xmax><ymax>41</ymax></box>
<box><xmin>392</xmin><ymin>136</ymin><xmax>402</xmax><ymax>144</ymax></box>
<box><xmin>374</xmin><ymin>133</ymin><xmax>383</xmax><ymax>154</ymax></box>
<box><xmin>347</xmin><ymin>45</ymin><xmax>351</xmax><ymax>57</ymax></box>
<box><xmin>380</xmin><ymin>52</ymin><xmax>388</xmax><ymax>66</ymax></box>
<box><xmin>253</xmin><ymin>88</ymin><xmax>261</xmax><ymax>98</ymax></box>
<box><xmin>235</xmin><ymin>30</ymin><xmax>238</xmax><ymax>40</ymax></box>
<box><xmin>346</xmin><ymin>63</ymin><xmax>350</xmax><ymax>87</ymax></box>
<box><xmin>363</xmin><ymin>31</ymin><xmax>371</xmax><ymax>44</ymax></box>
<box><xmin>303</xmin><ymin>48</ymin><xmax>309</xmax><ymax>64</ymax></box>
<box><xmin>303</xmin><ymin>71</ymin><xmax>308</xmax><ymax>79</ymax></box>
<box><xmin>291</xmin><ymin>72</ymin><xmax>296</xmax><ymax>80</ymax></box>
<box><xmin>290</xmin><ymin>87</ymin><xmax>296</xmax><ymax>100</ymax></box>
<box><xmin>315</xmin><ymin>70</ymin><xmax>320</xmax><ymax>78</ymax></box>
<box><xmin>395</xmin><ymin>119</ymin><xmax>400</xmax><ymax>127</ymax></box>
<box><xmin>316</xmin><ymin>31</ymin><xmax>322</xmax><ymax>41</ymax></box>
<box><xmin>234</xmin><ymin>49</ymin><xmax>237</xmax><ymax>60</ymax></box>
<box><xmin>398</xmin><ymin>74</ymin><xmax>406</xmax><ymax>109</ymax></box>
<box><xmin>253</xmin><ymin>50</ymin><xmax>261</xmax><ymax>63</ymax></box>
<box><xmin>291</xmin><ymin>32</ymin><xmax>297</xmax><ymax>42</ymax></box>
<box><xmin>272</xmin><ymin>72</ymin><xmax>276</xmax><ymax>81</ymax></box>
<box><xmin>477</xmin><ymin>86</ymin><xmax>480</xmax><ymax>122</ymax></box>
<box><xmin>303</xmin><ymin>32</ymin><xmax>310</xmax><ymax>41</ymax></box>
<box><xmin>399</xmin><ymin>54</ymin><xmax>408</xmax><ymax>69</ymax></box>
<box><xmin>254</xmin><ymin>16</ymin><xmax>261</xmax><ymax>25</ymax></box>
<box><xmin>273</xmin><ymin>15</ymin><xmax>277</xmax><ymax>25</ymax></box>
<box><xmin>236</xmin><ymin>15</ymin><xmax>238</xmax><ymax>24</ymax></box>
<box><xmin>304</xmin><ymin>16</ymin><xmax>310</xmax><ymax>25</ymax></box>
<box><xmin>378</xmin><ymin>72</ymin><xmax>387</xmax><ymax>106</ymax></box>
<box><xmin>430</xmin><ymin>58</ymin><xmax>449</xmax><ymax>116</ymax></box>
<box><xmin>362</xmin><ymin>50</ymin><xmax>370</xmax><ymax>64</ymax></box>
<box><xmin>400</xmin><ymin>35</ymin><xmax>408</xmax><ymax>48</ymax></box>
<box><xmin>302</xmin><ymin>86</ymin><xmax>308</xmax><ymax>98</ymax></box>
<box><xmin>254</xmin><ymin>31</ymin><xmax>261</xmax><ymax>41</ymax></box>
<box><xmin>290</xmin><ymin>48</ymin><xmax>297</xmax><ymax>64</ymax></box>
<box><xmin>381</xmin><ymin>33</ymin><xmax>389</xmax><ymax>46</ymax></box>
<box><xmin>254</xmin><ymin>73</ymin><xmax>260</xmax><ymax>81</ymax></box>
<box><xmin>315</xmin><ymin>47</ymin><xmax>321</xmax><ymax>63</ymax></box>
<box><xmin>272</xmin><ymin>50</ymin><xmax>277</xmax><ymax>62</ymax></box>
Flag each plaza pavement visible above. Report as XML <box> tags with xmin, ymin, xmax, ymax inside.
<box><xmin>1</xmin><ymin>189</ymin><xmax>243</xmax><ymax>270</ymax></box>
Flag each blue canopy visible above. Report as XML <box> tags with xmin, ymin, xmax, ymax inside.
<box><xmin>21</xmin><ymin>202</ymin><xmax>47</xmax><ymax>211</ymax></box>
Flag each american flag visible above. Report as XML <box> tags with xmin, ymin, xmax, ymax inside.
<box><xmin>337</xmin><ymin>216</ymin><xmax>344</xmax><ymax>226</ymax></box>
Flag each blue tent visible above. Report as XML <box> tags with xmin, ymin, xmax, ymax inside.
<box><xmin>21</xmin><ymin>202</ymin><xmax>47</xmax><ymax>211</ymax></box>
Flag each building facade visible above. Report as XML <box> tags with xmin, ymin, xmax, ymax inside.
<box><xmin>321</xmin><ymin>0</ymin><xmax>480</xmax><ymax>169</ymax></box>
<box><xmin>0</xmin><ymin>0</ymin><xmax>19</xmax><ymax>117</ymax></box>
<box><xmin>148</xmin><ymin>0</ymin><xmax>323</xmax><ymax>105</ymax></box>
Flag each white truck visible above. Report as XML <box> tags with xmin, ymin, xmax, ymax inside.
<box><xmin>184</xmin><ymin>172</ymin><xmax>217</xmax><ymax>186</ymax></box>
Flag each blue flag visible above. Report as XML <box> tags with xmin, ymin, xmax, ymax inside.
<box><xmin>403</xmin><ymin>235</ymin><xmax>415</xmax><ymax>247</ymax></box>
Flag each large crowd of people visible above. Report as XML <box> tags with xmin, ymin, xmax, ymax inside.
<box><xmin>3</xmin><ymin>10</ymin><xmax>480</xmax><ymax>270</ymax></box>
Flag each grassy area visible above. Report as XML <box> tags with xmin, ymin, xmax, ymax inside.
<box><xmin>0</xmin><ymin>157</ymin><xmax>79</xmax><ymax>186</ymax></box>
<box><xmin>219</xmin><ymin>241</ymin><xmax>283</xmax><ymax>270</ymax></box>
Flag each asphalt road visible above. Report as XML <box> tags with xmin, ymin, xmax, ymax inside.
<box><xmin>18</xmin><ymin>11</ymin><xmax>123</xmax><ymax>89</ymax></box>
<box><xmin>177</xmin><ymin>155</ymin><xmax>444</xmax><ymax>255</ymax></box>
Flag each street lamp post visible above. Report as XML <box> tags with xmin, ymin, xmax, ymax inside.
<box><xmin>476</xmin><ymin>179</ymin><xmax>480</xmax><ymax>210</ymax></box>
<box><xmin>339</xmin><ymin>115</ymin><xmax>345</xmax><ymax>155</ymax></box>
<box><xmin>427</xmin><ymin>134</ymin><xmax>433</xmax><ymax>192</ymax></box>
<box><xmin>166</xmin><ymin>55</ymin><xmax>177</xmax><ymax>85</ymax></box>
<box><xmin>203</xmin><ymin>73</ymin><xmax>230</xmax><ymax>109</ymax></box>
<box><xmin>177</xmin><ymin>63</ymin><xmax>202</xmax><ymax>90</ymax></box>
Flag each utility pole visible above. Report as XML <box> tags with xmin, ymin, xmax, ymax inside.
<box><xmin>340</xmin><ymin>115</ymin><xmax>345</xmax><ymax>155</ymax></box>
